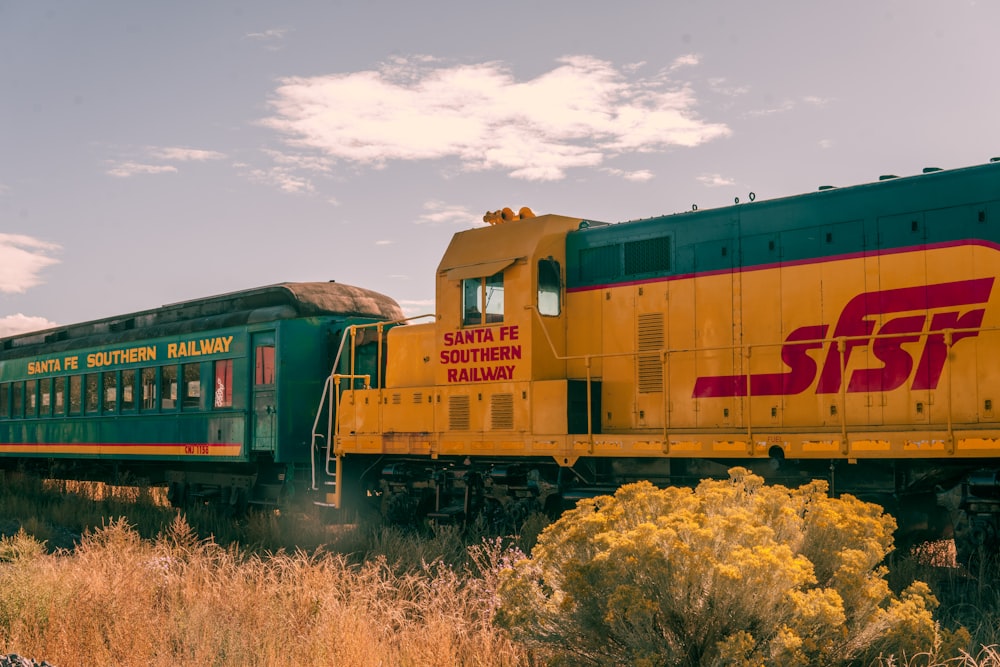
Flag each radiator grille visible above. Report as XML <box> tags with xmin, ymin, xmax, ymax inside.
<box><xmin>637</xmin><ymin>312</ymin><xmax>665</xmax><ymax>393</ymax></box>
<box><xmin>490</xmin><ymin>393</ymin><xmax>514</xmax><ymax>430</ymax></box>
<box><xmin>449</xmin><ymin>395</ymin><xmax>470</xmax><ymax>431</ymax></box>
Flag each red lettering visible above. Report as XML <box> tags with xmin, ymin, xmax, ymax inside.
<box><xmin>692</xmin><ymin>324</ymin><xmax>827</xmax><ymax>398</ymax></box>
<box><xmin>846</xmin><ymin>314</ymin><xmax>925</xmax><ymax>393</ymax></box>
<box><xmin>816</xmin><ymin>278</ymin><xmax>994</xmax><ymax>393</ymax></box>
<box><xmin>692</xmin><ymin>278</ymin><xmax>994</xmax><ymax>398</ymax></box>
<box><xmin>911</xmin><ymin>308</ymin><xmax>986</xmax><ymax>390</ymax></box>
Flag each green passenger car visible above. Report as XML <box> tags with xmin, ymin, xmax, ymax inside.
<box><xmin>0</xmin><ymin>282</ymin><xmax>402</xmax><ymax>508</ymax></box>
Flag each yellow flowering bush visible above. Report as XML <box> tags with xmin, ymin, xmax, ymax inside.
<box><xmin>495</xmin><ymin>468</ymin><xmax>939</xmax><ymax>666</ymax></box>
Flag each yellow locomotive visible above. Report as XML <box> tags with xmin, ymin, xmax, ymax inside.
<box><xmin>316</xmin><ymin>160</ymin><xmax>1000</xmax><ymax>558</ymax></box>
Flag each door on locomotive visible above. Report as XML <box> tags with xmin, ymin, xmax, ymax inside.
<box><xmin>251</xmin><ymin>332</ymin><xmax>277</xmax><ymax>453</ymax></box>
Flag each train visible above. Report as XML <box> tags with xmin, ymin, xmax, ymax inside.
<box><xmin>3</xmin><ymin>159</ymin><xmax>1000</xmax><ymax>558</ymax></box>
<box><xmin>0</xmin><ymin>282</ymin><xmax>401</xmax><ymax>510</ymax></box>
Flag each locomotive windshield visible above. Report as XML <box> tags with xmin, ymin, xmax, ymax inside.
<box><xmin>462</xmin><ymin>271</ymin><xmax>505</xmax><ymax>326</ymax></box>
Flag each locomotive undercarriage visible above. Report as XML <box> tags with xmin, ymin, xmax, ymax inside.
<box><xmin>350</xmin><ymin>452</ymin><xmax>1000</xmax><ymax>563</ymax></box>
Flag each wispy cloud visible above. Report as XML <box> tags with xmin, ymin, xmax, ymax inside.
<box><xmin>696</xmin><ymin>173</ymin><xmax>735</xmax><ymax>187</ymax></box>
<box><xmin>746</xmin><ymin>95</ymin><xmax>831</xmax><ymax>118</ymax></box>
<box><xmin>107</xmin><ymin>162</ymin><xmax>178</xmax><ymax>178</ymax></box>
<box><xmin>416</xmin><ymin>200</ymin><xmax>479</xmax><ymax>225</ymax></box>
<box><xmin>398</xmin><ymin>299</ymin><xmax>435</xmax><ymax>317</ymax></box>
<box><xmin>263</xmin><ymin>55</ymin><xmax>731</xmax><ymax>182</ymax></box>
<box><xmin>245</xmin><ymin>27</ymin><xmax>290</xmax><ymax>51</ymax></box>
<box><xmin>603</xmin><ymin>167</ymin><xmax>654</xmax><ymax>182</ymax></box>
<box><xmin>245</xmin><ymin>28</ymin><xmax>290</xmax><ymax>41</ymax></box>
<box><xmin>0</xmin><ymin>313</ymin><xmax>56</xmax><ymax>337</ymax></box>
<box><xmin>152</xmin><ymin>147</ymin><xmax>226</xmax><ymax>161</ymax></box>
<box><xmin>244</xmin><ymin>166</ymin><xmax>314</xmax><ymax>193</ymax></box>
<box><xmin>668</xmin><ymin>54</ymin><xmax>701</xmax><ymax>70</ymax></box>
<box><xmin>0</xmin><ymin>234</ymin><xmax>60</xmax><ymax>293</ymax></box>
<box><xmin>107</xmin><ymin>145</ymin><xmax>225</xmax><ymax>177</ymax></box>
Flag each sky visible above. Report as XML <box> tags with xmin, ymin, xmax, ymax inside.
<box><xmin>2</xmin><ymin>0</ymin><xmax>999</xmax><ymax>336</ymax></box>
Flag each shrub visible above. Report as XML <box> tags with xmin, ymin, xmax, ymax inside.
<box><xmin>495</xmin><ymin>468</ymin><xmax>941</xmax><ymax>666</ymax></box>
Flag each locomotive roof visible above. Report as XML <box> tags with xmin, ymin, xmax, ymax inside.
<box><xmin>1</xmin><ymin>282</ymin><xmax>404</xmax><ymax>356</ymax></box>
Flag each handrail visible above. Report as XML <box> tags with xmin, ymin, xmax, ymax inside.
<box><xmin>308</xmin><ymin>313</ymin><xmax>436</xmax><ymax>496</ymax></box>
<box><xmin>526</xmin><ymin>301</ymin><xmax>996</xmax><ymax>450</ymax></box>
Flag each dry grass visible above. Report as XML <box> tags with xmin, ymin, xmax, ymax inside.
<box><xmin>0</xmin><ymin>516</ymin><xmax>530</xmax><ymax>666</ymax></box>
<box><xmin>3</xmin><ymin>472</ymin><xmax>1000</xmax><ymax>666</ymax></box>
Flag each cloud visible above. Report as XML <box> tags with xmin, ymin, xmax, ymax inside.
<box><xmin>416</xmin><ymin>200</ymin><xmax>479</xmax><ymax>225</ymax></box>
<box><xmin>107</xmin><ymin>145</ymin><xmax>225</xmax><ymax>177</ymax></box>
<box><xmin>746</xmin><ymin>95</ymin><xmax>831</xmax><ymax>118</ymax></box>
<box><xmin>603</xmin><ymin>167</ymin><xmax>654</xmax><ymax>182</ymax></box>
<box><xmin>669</xmin><ymin>54</ymin><xmax>701</xmax><ymax>70</ymax></box>
<box><xmin>397</xmin><ymin>299</ymin><xmax>436</xmax><ymax>317</ymax></box>
<box><xmin>803</xmin><ymin>96</ymin><xmax>833</xmax><ymax>107</ymax></box>
<box><xmin>107</xmin><ymin>162</ymin><xmax>179</xmax><ymax>178</ymax></box>
<box><xmin>263</xmin><ymin>55</ymin><xmax>731</xmax><ymax>181</ymax></box>
<box><xmin>245</xmin><ymin>28</ymin><xmax>290</xmax><ymax>52</ymax></box>
<box><xmin>696</xmin><ymin>173</ymin><xmax>736</xmax><ymax>187</ymax></box>
<box><xmin>0</xmin><ymin>313</ymin><xmax>56</xmax><ymax>337</ymax></box>
<box><xmin>245</xmin><ymin>166</ymin><xmax>314</xmax><ymax>193</ymax></box>
<box><xmin>261</xmin><ymin>148</ymin><xmax>331</xmax><ymax>172</ymax></box>
<box><xmin>0</xmin><ymin>234</ymin><xmax>60</xmax><ymax>293</ymax></box>
<box><xmin>245</xmin><ymin>28</ymin><xmax>290</xmax><ymax>41</ymax></box>
<box><xmin>152</xmin><ymin>147</ymin><xmax>226</xmax><ymax>161</ymax></box>
<box><xmin>375</xmin><ymin>239</ymin><xmax>393</xmax><ymax>246</ymax></box>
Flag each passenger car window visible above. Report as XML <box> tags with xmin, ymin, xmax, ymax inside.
<box><xmin>255</xmin><ymin>346</ymin><xmax>275</xmax><ymax>385</ymax></box>
<box><xmin>103</xmin><ymin>372</ymin><xmax>118</xmax><ymax>413</ymax></box>
<box><xmin>141</xmin><ymin>367</ymin><xmax>158</xmax><ymax>411</ymax></box>
<box><xmin>85</xmin><ymin>374</ymin><xmax>99</xmax><ymax>413</ymax></box>
<box><xmin>69</xmin><ymin>376</ymin><xmax>82</xmax><ymax>414</ymax></box>
<box><xmin>214</xmin><ymin>359</ymin><xmax>233</xmax><ymax>408</ymax></box>
<box><xmin>161</xmin><ymin>365</ymin><xmax>178</xmax><ymax>410</ymax></box>
<box><xmin>182</xmin><ymin>363</ymin><xmax>200</xmax><ymax>409</ymax></box>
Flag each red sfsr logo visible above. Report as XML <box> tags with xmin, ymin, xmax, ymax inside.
<box><xmin>693</xmin><ymin>277</ymin><xmax>995</xmax><ymax>398</ymax></box>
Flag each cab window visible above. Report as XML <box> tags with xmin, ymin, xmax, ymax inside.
<box><xmin>538</xmin><ymin>259</ymin><xmax>561</xmax><ymax>316</ymax></box>
<box><xmin>462</xmin><ymin>271</ymin><xmax>504</xmax><ymax>326</ymax></box>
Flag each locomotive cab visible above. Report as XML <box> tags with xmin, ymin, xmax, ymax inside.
<box><xmin>337</xmin><ymin>211</ymin><xmax>588</xmax><ymax>450</ymax></box>
<box><xmin>331</xmin><ymin>210</ymin><xmax>593</xmax><ymax>519</ymax></box>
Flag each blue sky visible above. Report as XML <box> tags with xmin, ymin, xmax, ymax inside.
<box><xmin>2</xmin><ymin>0</ymin><xmax>998</xmax><ymax>335</ymax></box>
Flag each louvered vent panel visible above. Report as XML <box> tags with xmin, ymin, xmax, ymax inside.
<box><xmin>391</xmin><ymin>393</ymin><xmax>402</xmax><ymax>405</ymax></box>
<box><xmin>449</xmin><ymin>395</ymin><xmax>471</xmax><ymax>431</ymax></box>
<box><xmin>490</xmin><ymin>393</ymin><xmax>514</xmax><ymax>430</ymax></box>
<box><xmin>637</xmin><ymin>312</ymin><xmax>665</xmax><ymax>394</ymax></box>
<box><xmin>624</xmin><ymin>236</ymin><xmax>671</xmax><ymax>275</ymax></box>
<box><xmin>412</xmin><ymin>392</ymin><xmax>423</xmax><ymax>404</ymax></box>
